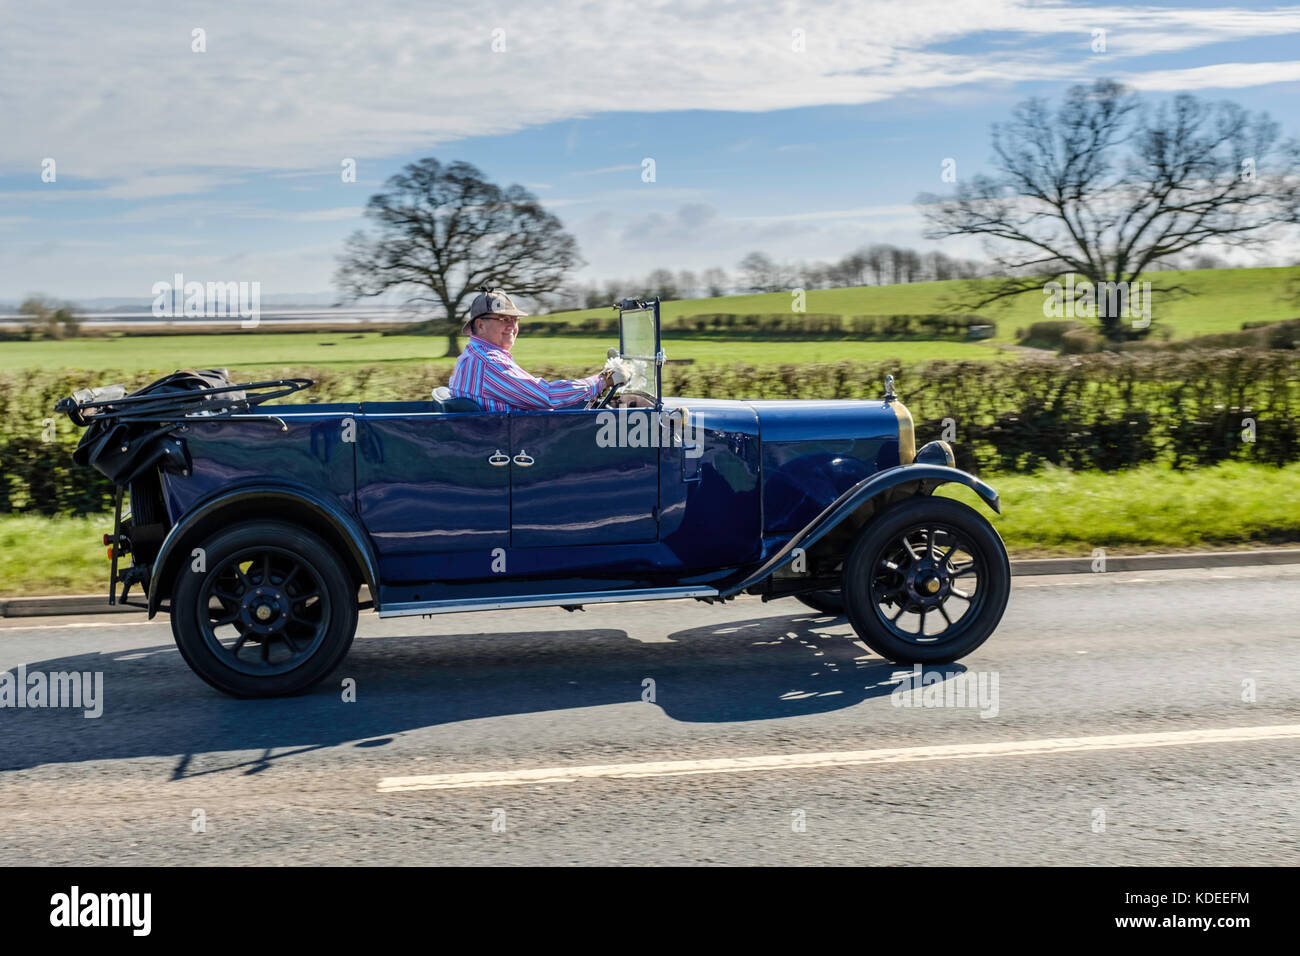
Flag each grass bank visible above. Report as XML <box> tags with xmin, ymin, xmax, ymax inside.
<box><xmin>3</xmin><ymin>266</ymin><xmax>1295</xmax><ymax>372</ymax></box>
<box><xmin>0</xmin><ymin>330</ymin><xmax>1009</xmax><ymax>374</ymax></box>
<box><xmin>938</xmin><ymin>461</ymin><xmax>1300</xmax><ymax>556</ymax></box>
<box><xmin>553</xmin><ymin>265</ymin><xmax>1300</xmax><ymax>344</ymax></box>
<box><xmin>3</xmin><ymin>462</ymin><xmax>1295</xmax><ymax>596</ymax></box>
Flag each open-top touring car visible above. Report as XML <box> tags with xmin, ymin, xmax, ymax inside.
<box><xmin>57</xmin><ymin>299</ymin><xmax>1010</xmax><ymax>697</ymax></box>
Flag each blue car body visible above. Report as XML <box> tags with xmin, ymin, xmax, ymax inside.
<box><xmin>60</xmin><ymin>299</ymin><xmax>1006</xmax><ymax>696</ymax></box>
<box><xmin>146</xmin><ymin>394</ymin><xmax>995</xmax><ymax>616</ymax></box>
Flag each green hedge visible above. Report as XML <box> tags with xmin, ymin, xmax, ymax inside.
<box><xmin>2</xmin><ymin>350</ymin><xmax>1296</xmax><ymax>515</ymax></box>
<box><xmin>392</xmin><ymin>312</ymin><xmax>994</xmax><ymax>340</ymax></box>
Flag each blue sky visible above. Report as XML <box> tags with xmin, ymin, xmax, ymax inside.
<box><xmin>2</xmin><ymin>0</ymin><xmax>1299</xmax><ymax>302</ymax></box>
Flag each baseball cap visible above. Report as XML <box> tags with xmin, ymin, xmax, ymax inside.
<box><xmin>463</xmin><ymin>288</ymin><xmax>529</xmax><ymax>334</ymax></box>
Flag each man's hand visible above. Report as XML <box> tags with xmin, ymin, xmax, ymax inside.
<box><xmin>603</xmin><ymin>356</ymin><xmax>633</xmax><ymax>388</ymax></box>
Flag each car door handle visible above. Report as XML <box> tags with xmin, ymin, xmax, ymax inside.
<box><xmin>488</xmin><ymin>450</ymin><xmax>510</xmax><ymax>466</ymax></box>
<box><xmin>512</xmin><ymin>450</ymin><xmax>535</xmax><ymax>467</ymax></box>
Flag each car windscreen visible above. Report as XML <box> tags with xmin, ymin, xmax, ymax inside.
<box><xmin>619</xmin><ymin>306</ymin><xmax>658</xmax><ymax>401</ymax></box>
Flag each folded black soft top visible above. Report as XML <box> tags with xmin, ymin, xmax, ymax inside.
<box><xmin>55</xmin><ymin>369</ymin><xmax>312</xmax><ymax>485</ymax></box>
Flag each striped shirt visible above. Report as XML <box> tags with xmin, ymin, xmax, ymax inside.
<box><xmin>449</xmin><ymin>335</ymin><xmax>602</xmax><ymax>412</ymax></box>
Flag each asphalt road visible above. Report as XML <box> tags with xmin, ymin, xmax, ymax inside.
<box><xmin>1</xmin><ymin>565</ymin><xmax>1297</xmax><ymax>866</ymax></box>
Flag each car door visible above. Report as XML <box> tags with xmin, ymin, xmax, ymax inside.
<box><xmin>508</xmin><ymin>407</ymin><xmax>659</xmax><ymax>548</ymax></box>
<box><xmin>355</xmin><ymin>402</ymin><xmax>511</xmax><ymax>581</ymax></box>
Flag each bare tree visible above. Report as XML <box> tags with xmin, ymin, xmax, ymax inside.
<box><xmin>737</xmin><ymin>251</ymin><xmax>782</xmax><ymax>292</ymax></box>
<box><xmin>898</xmin><ymin>248</ymin><xmax>923</xmax><ymax>283</ymax></box>
<box><xmin>918</xmin><ymin>79</ymin><xmax>1300</xmax><ymax>340</ymax></box>
<box><xmin>927</xmin><ymin>251</ymin><xmax>955</xmax><ymax>281</ymax></box>
<box><xmin>676</xmin><ymin>270</ymin><xmax>699</xmax><ymax>300</ymax></box>
<box><xmin>866</xmin><ymin>244</ymin><xmax>892</xmax><ymax>286</ymax></box>
<box><xmin>1186</xmin><ymin>252</ymin><xmax>1230</xmax><ymax>270</ymax></box>
<box><xmin>18</xmin><ymin>295</ymin><xmax>79</xmax><ymax>340</ymax></box>
<box><xmin>601</xmin><ymin>279</ymin><xmax>624</xmax><ymax>306</ymax></box>
<box><xmin>645</xmin><ymin>268</ymin><xmax>679</xmax><ymax>300</ymax></box>
<box><xmin>336</xmin><ymin>158</ymin><xmax>582</xmax><ymax>356</ymax></box>
<box><xmin>828</xmin><ymin>248</ymin><xmax>869</xmax><ymax>287</ymax></box>
<box><xmin>702</xmin><ymin>267</ymin><xmax>729</xmax><ymax>297</ymax></box>
<box><xmin>793</xmin><ymin>262</ymin><xmax>824</xmax><ymax>290</ymax></box>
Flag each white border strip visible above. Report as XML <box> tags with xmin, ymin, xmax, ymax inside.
<box><xmin>378</xmin><ymin>724</ymin><xmax>1300</xmax><ymax>792</ymax></box>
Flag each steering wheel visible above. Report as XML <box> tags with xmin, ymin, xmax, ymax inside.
<box><xmin>588</xmin><ymin>347</ymin><xmax>627</xmax><ymax>409</ymax></box>
<box><xmin>591</xmin><ymin>377</ymin><xmax>621</xmax><ymax>409</ymax></box>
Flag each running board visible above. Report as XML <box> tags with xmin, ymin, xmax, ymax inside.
<box><xmin>377</xmin><ymin>586</ymin><xmax>719</xmax><ymax>618</ymax></box>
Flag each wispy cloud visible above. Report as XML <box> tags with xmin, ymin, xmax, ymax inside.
<box><xmin>572</xmin><ymin>164</ymin><xmax>642</xmax><ymax>176</ymax></box>
<box><xmin>732</xmin><ymin>204</ymin><xmax>919</xmax><ymax>223</ymax></box>
<box><xmin>292</xmin><ymin>206</ymin><xmax>366</xmax><ymax>222</ymax></box>
<box><xmin>5</xmin><ymin>1</ymin><xmax>1300</xmax><ymax>296</ymax></box>
<box><xmin>6</xmin><ymin>1</ymin><xmax>1300</xmax><ymax>186</ymax></box>
<box><xmin>1125</xmin><ymin>60</ymin><xmax>1300</xmax><ymax>91</ymax></box>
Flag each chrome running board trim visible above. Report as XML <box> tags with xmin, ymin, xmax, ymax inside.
<box><xmin>377</xmin><ymin>586</ymin><xmax>719</xmax><ymax>618</ymax></box>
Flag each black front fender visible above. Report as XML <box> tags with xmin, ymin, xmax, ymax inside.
<box><xmin>719</xmin><ymin>464</ymin><xmax>999</xmax><ymax>598</ymax></box>
<box><xmin>146</xmin><ymin>485</ymin><xmax>381</xmax><ymax>617</ymax></box>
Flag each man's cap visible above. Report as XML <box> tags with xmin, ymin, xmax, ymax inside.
<box><xmin>463</xmin><ymin>288</ymin><xmax>528</xmax><ymax>334</ymax></box>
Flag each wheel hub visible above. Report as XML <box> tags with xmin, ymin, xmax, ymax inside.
<box><xmin>240</xmin><ymin>586</ymin><xmax>289</xmax><ymax>635</ymax></box>
<box><xmin>905</xmin><ymin>560</ymin><xmax>950</xmax><ymax>606</ymax></box>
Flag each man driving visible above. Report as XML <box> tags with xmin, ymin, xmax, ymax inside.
<box><xmin>448</xmin><ymin>288</ymin><xmax>625</xmax><ymax>411</ymax></box>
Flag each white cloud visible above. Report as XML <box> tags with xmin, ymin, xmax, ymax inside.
<box><xmin>5</xmin><ymin>1</ymin><xmax>1300</xmax><ymax>295</ymax></box>
<box><xmin>572</xmin><ymin>164</ymin><xmax>642</xmax><ymax>176</ymax></box>
<box><xmin>565</xmin><ymin>200</ymin><xmax>942</xmax><ymax>280</ymax></box>
<box><xmin>5</xmin><ymin>0</ymin><xmax>1300</xmax><ymax>192</ymax></box>
<box><xmin>96</xmin><ymin>174</ymin><xmax>242</xmax><ymax>200</ymax></box>
<box><xmin>1125</xmin><ymin>60</ymin><xmax>1300</xmax><ymax>90</ymax></box>
<box><xmin>292</xmin><ymin>206</ymin><xmax>366</xmax><ymax>222</ymax></box>
<box><xmin>733</xmin><ymin>204</ymin><xmax>920</xmax><ymax>223</ymax></box>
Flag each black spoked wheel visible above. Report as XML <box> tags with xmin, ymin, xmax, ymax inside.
<box><xmin>868</xmin><ymin>523</ymin><xmax>987</xmax><ymax>643</ymax></box>
<box><xmin>171</xmin><ymin>521</ymin><xmax>358</xmax><ymax>697</ymax></box>
<box><xmin>843</xmin><ymin>497</ymin><xmax>1009</xmax><ymax>664</ymax></box>
<box><xmin>200</xmin><ymin>546</ymin><xmax>331</xmax><ymax>676</ymax></box>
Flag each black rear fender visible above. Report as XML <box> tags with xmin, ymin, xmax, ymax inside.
<box><xmin>145</xmin><ymin>486</ymin><xmax>379</xmax><ymax>617</ymax></box>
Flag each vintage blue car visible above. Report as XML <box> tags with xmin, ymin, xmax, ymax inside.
<box><xmin>58</xmin><ymin>299</ymin><xmax>1010</xmax><ymax>697</ymax></box>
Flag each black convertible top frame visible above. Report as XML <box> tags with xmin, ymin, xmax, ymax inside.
<box><xmin>56</xmin><ymin>377</ymin><xmax>314</xmax><ymax>428</ymax></box>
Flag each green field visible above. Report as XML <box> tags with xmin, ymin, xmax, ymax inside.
<box><xmin>3</xmin><ymin>266</ymin><xmax>1295</xmax><ymax>372</ymax></box>
<box><xmin>938</xmin><ymin>460</ymin><xmax>1300</xmax><ymax>555</ymax></box>
<box><xmin>553</xmin><ymin>265</ymin><xmax>1300</xmax><ymax>343</ymax></box>
<box><xmin>3</xmin><ymin>461</ymin><xmax>1295</xmax><ymax>596</ymax></box>
<box><xmin>0</xmin><ymin>329</ymin><xmax>1009</xmax><ymax>374</ymax></box>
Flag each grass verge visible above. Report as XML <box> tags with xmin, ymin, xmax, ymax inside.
<box><xmin>938</xmin><ymin>461</ymin><xmax>1300</xmax><ymax>557</ymax></box>
<box><xmin>0</xmin><ymin>514</ymin><xmax>116</xmax><ymax>597</ymax></box>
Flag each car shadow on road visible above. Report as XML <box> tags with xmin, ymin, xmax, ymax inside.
<box><xmin>0</xmin><ymin>610</ymin><xmax>966</xmax><ymax>775</ymax></box>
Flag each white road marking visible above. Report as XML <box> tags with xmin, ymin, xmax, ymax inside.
<box><xmin>377</xmin><ymin>724</ymin><xmax>1300</xmax><ymax>793</ymax></box>
<box><xmin>0</xmin><ymin>620</ymin><xmax>159</xmax><ymax>632</ymax></box>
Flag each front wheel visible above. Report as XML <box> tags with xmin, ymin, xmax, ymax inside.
<box><xmin>170</xmin><ymin>520</ymin><xmax>358</xmax><ymax>697</ymax></box>
<box><xmin>842</xmin><ymin>497</ymin><xmax>1010</xmax><ymax>664</ymax></box>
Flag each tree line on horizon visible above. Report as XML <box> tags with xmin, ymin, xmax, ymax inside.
<box><xmin>541</xmin><ymin>248</ymin><xmax>1257</xmax><ymax>314</ymax></box>
<box><xmin>544</xmin><ymin>245</ymin><xmax>993</xmax><ymax>312</ymax></box>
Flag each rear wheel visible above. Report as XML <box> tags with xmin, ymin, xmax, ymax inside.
<box><xmin>170</xmin><ymin>520</ymin><xmax>358</xmax><ymax>697</ymax></box>
<box><xmin>842</xmin><ymin>497</ymin><xmax>1009</xmax><ymax>664</ymax></box>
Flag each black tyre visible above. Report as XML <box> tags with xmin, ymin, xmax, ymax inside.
<box><xmin>170</xmin><ymin>520</ymin><xmax>358</xmax><ymax>698</ymax></box>
<box><xmin>842</xmin><ymin>496</ymin><xmax>1009</xmax><ymax>664</ymax></box>
<box><xmin>795</xmin><ymin>590</ymin><xmax>845</xmax><ymax>615</ymax></box>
